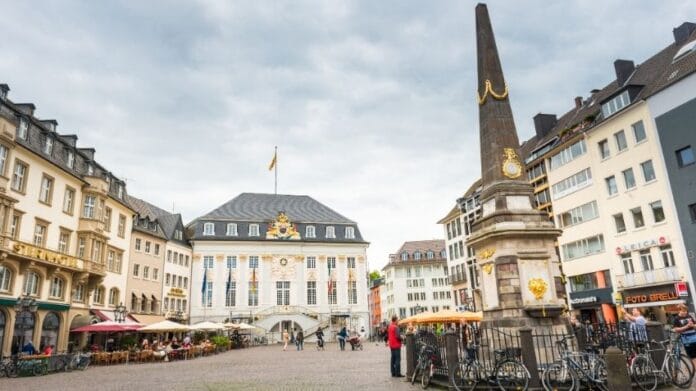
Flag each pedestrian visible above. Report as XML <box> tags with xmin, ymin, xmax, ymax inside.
<box><xmin>42</xmin><ymin>344</ymin><xmax>53</xmax><ymax>356</ymax></box>
<box><xmin>290</xmin><ymin>328</ymin><xmax>295</xmax><ymax>345</ymax></box>
<box><xmin>282</xmin><ymin>329</ymin><xmax>289</xmax><ymax>351</ymax></box>
<box><xmin>623</xmin><ymin>307</ymin><xmax>648</xmax><ymax>343</ymax></box>
<box><xmin>296</xmin><ymin>330</ymin><xmax>304</xmax><ymax>351</ymax></box>
<box><xmin>359</xmin><ymin>327</ymin><xmax>367</xmax><ymax>343</ymax></box>
<box><xmin>387</xmin><ymin>315</ymin><xmax>403</xmax><ymax>377</ymax></box>
<box><xmin>22</xmin><ymin>340</ymin><xmax>36</xmax><ymax>355</ymax></box>
<box><xmin>672</xmin><ymin>304</ymin><xmax>696</xmax><ymax>367</ymax></box>
<box><xmin>337</xmin><ymin>326</ymin><xmax>348</xmax><ymax>351</ymax></box>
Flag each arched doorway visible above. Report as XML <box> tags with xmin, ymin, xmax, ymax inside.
<box><xmin>69</xmin><ymin>314</ymin><xmax>89</xmax><ymax>353</ymax></box>
<box><xmin>0</xmin><ymin>310</ymin><xmax>5</xmax><ymax>354</ymax></box>
<box><xmin>40</xmin><ymin>312</ymin><xmax>60</xmax><ymax>351</ymax></box>
<box><xmin>12</xmin><ymin>311</ymin><xmax>35</xmax><ymax>355</ymax></box>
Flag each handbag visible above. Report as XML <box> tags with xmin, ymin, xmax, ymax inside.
<box><xmin>681</xmin><ymin>332</ymin><xmax>696</xmax><ymax>345</ymax></box>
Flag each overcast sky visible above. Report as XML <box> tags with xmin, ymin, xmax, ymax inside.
<box><xmin>1</xmin><ymin>0</ymin><xmax>694</xmax><ymax>271</ymax></box>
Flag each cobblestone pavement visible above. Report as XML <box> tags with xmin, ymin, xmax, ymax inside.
<box><xmin>2</xmin><ymin>342</ymin><xmax>418</xmax><ymax>391</ymax></box>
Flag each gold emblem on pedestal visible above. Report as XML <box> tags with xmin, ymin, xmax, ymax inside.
<box><xmin>479</xmin><ymin>248</ymin><xmax>496</xmax><ymax>260</ymax></box>
<box><xmin>527</xmin><ymin>278</ymin><xmax>548</xmax><ymax>301</ymax></box>
<box><xmin>502</xmin><ymin>148</ymin><xmax>522</xmax><ymax>179</ymax></box>
<box><xmin>482</xmin><ymin>263</ymin><xmax>494</xmax><ymax>275</ymax></box>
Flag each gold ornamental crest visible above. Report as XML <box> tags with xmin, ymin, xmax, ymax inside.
<box><xmin>479</xmin><ymin>248</ymin><xmax>495</xmax><ymax>260</ymax></box>
<box><xmin>502</xmin><ymin>148</ymin><xmax>522</xmax><ymax>179</ymax></box>
<box><xmin>527</xmin><ymin>278</ymin><xmax>548</xmax><ymax>301</ymax></box>
<box><xmin>482</xmin><ymin>263</ymin><xmax>494</xmax><ymax>275</ymax></box>
<box><xmin>266</xmin><ymin>212</ymin><xmax>301</xmax><ymax>240</ymax></box>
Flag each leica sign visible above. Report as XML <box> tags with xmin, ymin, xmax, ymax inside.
<box><xmin>615</xmin><ymin>236</ymin><xmax>668</xmax><ymax>255</ymax></box>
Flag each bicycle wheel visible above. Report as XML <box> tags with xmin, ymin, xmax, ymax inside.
<box><xmin>591</xmin><ymin>357</ymin><xmax>608</xmax><ymax>391</ymax></box>
<box><xmin>630</xmin><ymin>355</ymin><xmax>658</xmax><ymax>391</ymax></box>
<box><xmin>667</xmin><ymin>353</ymin><xmax>693</xmax><ymax>389</ymax></box>
<box><xmin>496</xmin><ymin>360</ymin><xmax>530</xmax><ymax>391</ymax></box>
<box><xmin>451</xmin><ymin>361</ymin><xmax>480</xmax><ymax>391</ymax></box>
<box><xmin>421</xmin><ymin>359</ymin><xmax>432</xmax><ymax>389</ymax></box>
<box><xmin>32</xmin><ymin>362</ymin><xmax>48</xmax><ymax>376</ymax></box>
<box><xmin>542</xmin><ymin>363</ymin><xmax>575</xmax><ymax>391</ymax></box>
<box><xmin>78</xmin><ymin>356</ymin><xmax>90</xmax><ymax>370</ymax></box>
<box><xmin>6</xmin><ymin>363</ymin><xmax>19</xmax><ymax>378</ymax></box>
<box><xmin>411</xmin><ymin>358</ymin><xmax>422</xmax><ymax>385</ymax></box>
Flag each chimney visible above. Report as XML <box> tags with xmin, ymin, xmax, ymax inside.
<box><xmin>0</xmin><ymin>84</ymin><xmax>8</xmax><ymax>100</ymax></box>
<box><xmin>78</xmin><ymin>147</ymin><xmax>95</xmax><ymax>160</ymax></box>
<box><xmin>15</xmin><ymin>103</ymin><xmax>36</xmax><ymax>116</ymax></box>
<box><xmin>574</xmin><ymin>96</ymin><xmax>583</xmax><ymax>109</ymax></box>
<box><xmin>59</xmin><ymin>134</ymin><xmax>78</xmax><ymax>147</ymax></box>
<box><xmin>590</xmin><ymin>89</ymin><xmax>600</xmax><ymax>94</ymax></box>
<box><xmin>614</xmin><ymin>59</ymin><xmax>635</xmax><ymax>86</ymax></box>
<box><xmin>39</xmin><ymin>119</ymin><xmax>58</xmax><ymax>132</ymax></box>
<box><xmin>533</xmin><ymin>113</ymin><xmax>557</xmax><ymax>138</ymax></box>
<box><xmin>673</xmin><ymin>22</ymin><xmax>696</xmax><ymax>45</ymax></box>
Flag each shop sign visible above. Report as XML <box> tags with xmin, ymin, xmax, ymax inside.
<box><xmin>623</xmin><ymin>284</ymin><xmax>680</xmax><ymax>305</ymax></box>
<box><xmin>676</xmin><ymin>282</ymin><xmax>689</xmax><ymax>297</ymax></box>
<box><xmin>13</xmin><ymin>242</ymin><xmax>79</xmax><ymax>268</ymax></box>
<box><xmin>168</xmin><ymin>287</ymin><xmax>185</xmax><ymax>297</ymax></box>
<box><xmin>615</xmin><ymin>236</ymin><xmax>667</xmax><ymax>255</ymax></box>
<box><xmin>570</xmin><ymin>296</ymin><xmax>597</xmax><ymax>305</ymax></box>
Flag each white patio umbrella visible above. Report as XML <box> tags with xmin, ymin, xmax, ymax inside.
<box><xmin>138</xmin><ymin>320</ymin><xmax>191</xmax><ymax>333</ymax></box>
<box><xmin>190</xmin><ymin>321</ymin><xmax>225</xmax><ymax>331</ymax></box>
<box><xmin>235</xmin><ymin>322</ymin><xmax>257</xmax><ymax>330</ymax></box>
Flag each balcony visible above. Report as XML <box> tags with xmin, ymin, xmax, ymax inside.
<box><xmin>450</xmin><ymin>272</ymin><xmax>468</xmax><ymax>285</ymax></box>
<box><xmin>617</xmin><ymin>267</ymin><xmax>680</xmax><ymax>289</ymax></box>
<box><xmin>5</xmin><ymin>239</ymin><xmax>105</xmax><ymax>276</ymax></box>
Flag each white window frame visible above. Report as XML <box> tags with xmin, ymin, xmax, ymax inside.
<box><xmin>226</xmin><ymin>223</ymin><xmax>238</xmax><ymax>236</ymax></box>
<box><xmin>306</xmin><ymin>225</ymin><xmax>316</xmax><ymax>238</ymax></box>
<box><xmin>249</xmin><ymin>224</ymin><xmax>260</xmax><ymax>236</ymax></box>
<box><xmin>203</xmin><ymin>222</ymin><xmax>215</xmax><ymax>236</ymax></box>
<box><xmin>325</xmin><ymin>226</ymin><xmax>336</xmax><ymax>238</ymax></box>
<box><xmin>345</xmin><ymin>226</ymin><xmax>355</xmax><ymax>239</ymax></box>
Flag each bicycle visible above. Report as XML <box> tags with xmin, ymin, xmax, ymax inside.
<box><xmin>411</xmin><ymin>342</ymin><xmax>441</xmax><ymax>389</ymax></box>
<box><xmin>542</xmin><ymin>335</ymin><xmax>607</xmax><ymax>391</ymax></box>
<box><xmin>2</xmin><ymin>355</ymin><xmax>48</xmax><ymax>377</ymax></box>
<box><xmin>0</xmin><ymin>356</ymin><xmax>18</xmax><ymax>378</ymax></box>
<box><xmin>451</xmin><ymin>345</ymin><xmax>530</xmax><ymax>391</ymax></box>
<box><xmin>629</xmin><ymin>338</ymin><xmax>693</xmax><ymax>391</ymax></box>
<box><xmin>65</xmin><ymin>352</ymin><xmax>91</xmax><ymax>371</ymax></box>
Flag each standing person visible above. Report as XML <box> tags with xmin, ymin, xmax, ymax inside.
<box><xmin>296</xmin><ymin>330</ymin><xmax>304</xmax><ymax>351</ymax></box>
<box><xmin>673</xmin><ymin>304</ymin><xmax>696</xmax><ymax>367</ymax></box>
<box><xmin>624</xmin><ymin>308</ymin><xmax>648</xmax><ymax>343</ymax></box>
<box><xmin>282</xmin><ymin>329</ymin><xmax>289</xmax><ymax>351</ymax></box>
<box><xmin>387</xmin><ymin>315</ymin><xmax>403</xmax><ymax>377</ymax></box>
<box><xmin>337</xmin><ymin>326</ymin><xmax>348</xmax><ymax>351</ymax></box>
<box><xmin>290</xmin><ymin>328</ymin><xmax>295</xmax><ymax>345</ymax></box>
<box><xmin>315</xmin><ymin>327</ymin><xmax>325</xmax><ymax>349</ymax></box>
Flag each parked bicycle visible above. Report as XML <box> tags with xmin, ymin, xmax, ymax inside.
<box><xmin>0</xmin><ymin>355</ymin><xmax>48</xmax><ymax>377</ymax></box>
<box><xmin>451</xmin><ymin>344</ymin><xmax>530</xmax><ymax>391</ymax></box>
<box><xmin>629</xmin><ymin>337</ymin><xmax>693</xmax><ymax>391</ymax></box>
<box><xmin>542</xmin><ymin>334</ymin><xmax>607</xmax><ymax>391</ymax></box>
<box><xmin>65</xmin><ymin>352</ymin><xmax>91</xmax><ymax>371</ymax></box>
<box><xmin>0</xmin><ymin>356</ymin><xmax>18</xmax><ymax>378</ymax></box>
<box><xmin>411</xmin><ymin>341</ymin><xmax>441</xmax><ymax>389</ymax></box>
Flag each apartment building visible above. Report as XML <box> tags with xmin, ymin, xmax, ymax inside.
<box><xmin>0</xmin><ymin>85</ymin><xmax>134</xmax><ymax>355</ymax></box>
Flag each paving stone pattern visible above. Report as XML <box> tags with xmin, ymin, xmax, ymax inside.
<box><xmin>2</xmin><ymin>342</ymin><xmax>415</xmax><ymax>390</ymax></box>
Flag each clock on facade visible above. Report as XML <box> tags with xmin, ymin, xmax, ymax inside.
<box><xmin>280</xmin><ymin>258</ymin><xmax>288</xmax><ymax>266</ymax></box>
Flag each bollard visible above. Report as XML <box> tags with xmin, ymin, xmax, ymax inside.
<box><xmin>406</xmin><ymin>333</ymin><xmax>415</xmax><ymax>379</ymax></box>
<box><xmin>605</xmin><ymin>346</ymin><xmax>632</xmax><ymax>391</ymax></box>
<box><xmin>445</xmin><ymin>331</ymin><xmax>459</xmax><ymax>388</ymax></box>
<box><xmin>519</xmin><ymin>327</ymin><xmax>540</xmax><ymax>389</ymax></box>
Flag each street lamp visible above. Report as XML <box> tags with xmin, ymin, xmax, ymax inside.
<box><xmin>415</xmin><ymin>304</ymin><xmax>423</xmax><ymax>314</ymax></box>
<box><xmin>14</xmin><ymin>295</ymin><xmax>39</xmax><ymax>352</ymax></box>
<box><xmin>114</xmin><ymin>302</ymin><xmax>127</xmax><ymax>323</ymax></box>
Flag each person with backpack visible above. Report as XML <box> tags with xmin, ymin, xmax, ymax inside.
<box><xmin>673</xmin><ymin>304</ymin><xmax>696</xmax><ymax>367</ymax></box>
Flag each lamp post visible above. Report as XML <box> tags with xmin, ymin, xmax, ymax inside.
<box><xmin>15</xmin><ymin>295</ymin><xmax>39</xmax><ymax>352</ymax></box>
<box><xmin>114</xmin><ymin>302</ymin><xmax>127</xmax><ymax>323</ymax></box>
<box><xmin>415</xmin><ymin>304</ymin><xmax>423</xmax><ymax>314</ymax></box>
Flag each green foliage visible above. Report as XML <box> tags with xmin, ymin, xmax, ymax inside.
<box><xmin>192</xmin><ymin>331</ymin><xmax>206</xmax><ymax>344</ymax></box>
<box><xmin>119</xmin><ymin>335</ymin><xmax>138</xmax><ymax>350</ymax></box>
<box><xmin>210</xmin><ymin>335</ymin><xmax>230</xmax><ymax>349</ymax></box>
<box><xmin>369</xmin><ymin>270</ymin><xmax>382</xmax><ymax>281</ymax></box>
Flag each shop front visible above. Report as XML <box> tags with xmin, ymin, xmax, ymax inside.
<box><xmin>569</xmin><ymin>287</ymin><xmax>616</xmax><ymax>324</ymax></box>
<box><xmin>621</xmin><ymin>282</ymin><xmax>690</xmax><ymax>323</ymax></box>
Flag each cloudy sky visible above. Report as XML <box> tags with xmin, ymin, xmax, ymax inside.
<box><xmin>1</xmin><ymin>0</ymin><xmax>694</xmax><ymax>270</ymax></box>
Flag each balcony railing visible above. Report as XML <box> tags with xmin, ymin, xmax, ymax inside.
<box><xmin>617</xmin><ymin>267</ymin><xmax>680</xmax><ymax>288</ymax></box>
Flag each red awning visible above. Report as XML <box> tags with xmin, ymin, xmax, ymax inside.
<box><xmin>71</xmin><ymin>320</ymin><xmax>142</xmax><ymax>333</ymax></box>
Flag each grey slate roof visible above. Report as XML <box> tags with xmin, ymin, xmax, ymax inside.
<box><xmin>199</xmin><ymin>193</ymin><xmax>355</xmax><ymax>223</ymax></box>
<box><xmin>189</xmin><ymin>193</ymin><xmax>367</xmax><ymax>243</ymax></box>
<box><xmin>128</xmin><ymin>195</ymin><xmax>189</xmax><ymax>245</ymax></box>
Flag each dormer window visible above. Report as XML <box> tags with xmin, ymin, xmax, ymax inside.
<box><xmin>87</xmin><ymin>164</ymin><xmax>94</xmax><ymax>176</ymax></box>
<box><xmin>249</xmin><ymin>224</ymin><xmax>259</xmax><ymax>236</ymax></box>
<box><xmin>325</xmin><ymin>226</ymin><xmax>335</xmax><ymax>238</ymax></box>
<box><xmin>401</xmin><ymin>252</ymin><xmax>408</xmax><ymax>261</ymax></box>
<box><xmin>306</xmin><ymin>225</ymin><xmax>316</xmax><ymax>238</ymax></box>
<box><xmin>601</xmin><ymin>90</ymin><xmax>630</xmax><ymax>118</ymax></box>
<box><xmin>440</xmin><ymin>250</ymin><xmax>447</xmax><ymax>258</ymax></box>
<box><xmin>414</xmin><ymin>251</ymin><xmax>421</xmax><ymax>260</ymax></box>
<box><xmin>427</xmin><ymin>251</ymin><xmax>434</xmax><ymax>259</ymax></box>
<box><xmin>203</xmin><ymin>223</ymin><xmax>215</xmax><ymax>236</ymax></box>
<box><xmin>117</xmin><ymin>184</ymin><xmax>124</xmax><ymax>199</ymax></box>
<box><xmin>226</xmin><ymin>223</ymin><xmax>238</xmax><ymax>236</ymax></box>
<box><xmin>43</xmin><ymin>137</ymin><xmax>54</xmax><ymax>155</ymax></box>
<box><xmin>174</xmin><ymin>230</ymin><xmax>183</xmax><ymax>240</ymax></box>
<box><xmin>345</xmin><ymin>226</ymin><xmax>355</xmax><ymax>239</ymax></box>
<box><xmin>17</xmin><ymin>119</ymin><xmax>28</xmax><ymax>139</ymax></box>
<box><xmin>67</xmin><ymin>151</ymin><xmax>75</xmax><ymax>169</ymax></box>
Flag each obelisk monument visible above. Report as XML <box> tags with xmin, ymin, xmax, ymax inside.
<box><xmin>467</xmin><ymin>3</ymin><xmax>564</xmax><ymax>329</ymax></box>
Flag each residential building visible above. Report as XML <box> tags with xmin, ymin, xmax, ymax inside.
<box><xmin>381</xmin><ymin>240</ymin><xmax>452</xmax><ymax>321</ymax></box>
<box><xmin>368</xmin><ymin>278</ymin><xmax>383</xmax><ymax>336</ymax></box>
<box><xmin>188</xmin><ymin>193</ymin><xmax>369</xmax><ymax>339</ymax></box>
<box><xmin>520</xmin><ymin>22</ymin><xmax>696</xmax><ymax>323</ymax></box>
<box><xmin>438</xmin><ymin>180</ymin><xmax>482</xmax><ymax>311</ymax></box>
<box><xmin>0</xmin><ymin>85</ymin><xmax>134</xmax><ymax>356</ymax></box>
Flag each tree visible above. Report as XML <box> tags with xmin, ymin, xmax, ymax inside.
<box><xmin>369</xmin><ymin>270</ymin><xmax>382</xmax><ymax>281</ymax></box>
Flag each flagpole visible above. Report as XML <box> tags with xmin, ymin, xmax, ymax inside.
<box><xmin>274</xmin><ymin>146</ymin><xmax>278</xmax><ymax>195</ymax></box>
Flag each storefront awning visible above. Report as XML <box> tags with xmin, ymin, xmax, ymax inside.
<box><xmin>623</xmin><ymin>299</ymin><xmax>685</xmax><ymax>308</ymax></box>
<box><xmin>130</xmin><ymin>314</ymin><xmax>167</xmax><ymax>325</ymax></box>
<box><xmin>92</xmin><ymin>309</ymin><xmax>139</xmax><ymax>323</ymax></box>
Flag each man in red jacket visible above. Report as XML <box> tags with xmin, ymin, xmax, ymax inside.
<box><xmin>387</xmin><ymin>315</ymin><xmax>403</xmax><ymax>377</ymax></box>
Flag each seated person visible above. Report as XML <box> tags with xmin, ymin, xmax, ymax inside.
<box><xmin>171</xmin><ymin>337</ymin><xmax>181</xmax><ymax>349</ymax></box>
<box><xmin>21</xmin><ymin>341</ymin><xmax>36</xmax><ymax>356</ymax></box>
<box><xmin>42</xmin><ymin>344</ymin><xmax>54</xmax><ymax>356</ymax></box>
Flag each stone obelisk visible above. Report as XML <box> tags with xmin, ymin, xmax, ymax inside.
<box><xmin>468</xmin><ymin>3</ymin><xmax>564</xmax><ymax>328</ymax></box>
